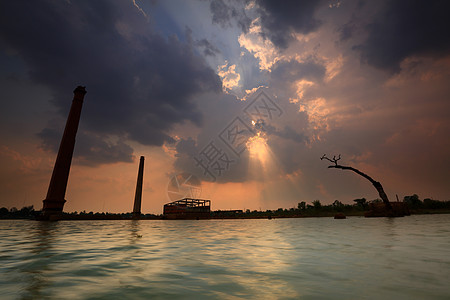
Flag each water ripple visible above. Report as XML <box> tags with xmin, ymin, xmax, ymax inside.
<box><xmin>0</xmin><ymin>215</ymin><xmax>449</xmax><ymax>299</ymax></box>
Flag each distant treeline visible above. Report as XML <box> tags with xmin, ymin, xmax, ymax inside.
<box><xmin>217</xmin><ymin>194</ymin><xmax>450</xmax><ymax>218</ymax></box>
<box><xmin>1</xmin><ymin>194</ymin><xmax>449</xmax><ymax>219</ymax></box>
<box><xmin>0</xmin><ymin>206</ymin><xmax>157</xmax><ymax>220</ymax></box>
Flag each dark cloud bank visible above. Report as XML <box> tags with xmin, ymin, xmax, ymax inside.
<box><xmin>211</xmin><ymin>0</ymin><xmax>450</xmax><ymax>71</ymax></box>
<box><xmin>356</xmin><ymin>0</ymin><xmax>450</xmax><ymax>73</ymax></box>
<box><xmin>255</xmin><ymin>0</ymin><xmax>450</xmax><ymax>68</ymax></box>
<box><xmin>209</xmin><ymin>0</ymin><xmax>324</xmax><ymax>48</ymax></box>
<box><xmin>0</xmin><ymin>0</ymin><xmax>221</xmax><ymax>166</ymax></box>
<box><xmin>256</xmin><ymin>0</ymin><xmax>323</xmax><ymax>49</ymax></box>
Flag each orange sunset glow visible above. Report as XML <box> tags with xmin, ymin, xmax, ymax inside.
<box><xmin>1</xmin><ymin>2</ymin><xmax>450</xmax><ymax>300</ymax></box>
<box><xmin>0</xmin><ymin>0</ymin><xmax>449</xmax><ymax>215</ymax></box>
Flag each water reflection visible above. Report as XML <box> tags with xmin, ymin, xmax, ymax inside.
<box><xmin>0</xmin><ymin>215</ymin><xmax>449</xmax><ymax>299</ymax></box>
<box><xmin>176</xmin><ymin>220</ymin><xmax>300</xmax><ymax>298</ymax></box>
<box><xmin>129</xmin><ymin>220</ymin><xmax>142</xmax><ymax>244</ymax></box>
<box><xmin>21</xmin><ymin>221</ymin><xmax>58</xmax><ymax>299</ymax></box>
<box><xmin>381</xmin><ymin>217</ymin><xmax>398</xmax><ymax>249</ymax></box>
<box><xmin>33</xmin><ymin>221</ymin><xmax>58</xmax><ymax>253</ymax></box>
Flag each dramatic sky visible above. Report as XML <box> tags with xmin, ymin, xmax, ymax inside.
<box><xmin>1</xmin><ymin>0</ymin><xmax>449</xmax><ymax>213</ymax></box>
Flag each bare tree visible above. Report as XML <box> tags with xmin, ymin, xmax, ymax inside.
<box><xmin>320</xmin><ymin>154</ymin><xmax>392</xmax><ymax>210</ymax></box>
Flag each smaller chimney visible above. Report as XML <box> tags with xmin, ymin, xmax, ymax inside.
<box><xmin>132</xmin><ymin>156</ymin><xmax>145</xmax><ymax>218</ymax></box>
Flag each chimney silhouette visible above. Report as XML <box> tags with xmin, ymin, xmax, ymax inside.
<box><xmin>42</xmin><ymin>86</ymin><xmax>86</xmax><ymax>219</ymax></box>
<box><xmin>132</xmin><ymin>156</ymin><xmax>145</xmax><ymax>218</ymax></box>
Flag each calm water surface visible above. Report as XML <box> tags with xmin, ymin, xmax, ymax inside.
<box><xmin>1</xmin><ymin>215</ymin><xmax>449</xmax><ymax>299</ymax></box>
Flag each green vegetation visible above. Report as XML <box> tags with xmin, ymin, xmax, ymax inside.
<box><xmin>214</xmin><ymin>199</ymin><xmax>369</xmax><ymax>219</ymax></box>
<box><xmin>212</xmin><ymin>195</ymin><xmax>450</xmax><ymax>219</ymax></box>
<box><xmin>402</xmin><ymin>194</ymin><xmax>450</xmax><ymax>212</ymax></box>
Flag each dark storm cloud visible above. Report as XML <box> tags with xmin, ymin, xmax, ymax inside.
<box><xmin>37</xmin><ymin>127</ymin><xmax>62</xmax><ymax>154</ymax></box>
<box><xmin>255</xmin><ymin>0</ymin><xmax>324</xmax><ymax>49</ymax></box>
<box><xmin>0</xmin><ymin>0</ymin><xmax>221</xmax><ymax>165</ymax></box>
<box><xmin>265</xmin><ymin>124</ymin><xmax>308</xmax><ymax>144</ymax></box>
<box><xmin>175</xmin><ymin>137</ymin><xmax>198</xmax><ymax>158</ymax></box>
<box><xmin>356</xmin><ymin>0</ymin><xmax>450</xmax><ymax>73</ymax></box>
<box><xmin>38</xmin><ymin>126</ymin><xmax>133</xmax><ymax>166</ymax></box>
<box><xmin>210</xmin><ymin>0</ymin><xmax>233</xmax><ymax>27</ymax></box>
<box><xmin>186</xmin><ymin>27</ymin><xmax>221</xmax><ymax>57</ymax></box>
<box><xmin>207</xmin><ymin>0</ymin><xmax>324</xmax><ymax>49</ymax></box>
<box><xmin>73</xmin><ymin>133</ymin><xmax>134</xmax><ymax>166</ymax></box>
<box><xmin>338</xmin><ymin>21</ymin><xmax>357</xmax><ymax>41</ymax></box>
<box><xmin>173</xmin><ymin>137</ymin><xmax>200</xmax><ymax>176</ymax></box>
<box><xmin>270</xmin><ymin>58</ymin><xmax>326</xmax><ymax>83</ymax></box>
<box><xmin>195</xmin><ymin>39</ymin><xmax>221</xmax><ymax>57</ymax></box>
<box><xmin>209</xmin><ymin>0</ymin><xmax>252</xmax><ymax>33</ymax></box>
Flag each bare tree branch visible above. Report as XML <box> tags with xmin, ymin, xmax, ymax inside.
<box><xmin>320</xmin><ymin>154</ymin><xmax>340</xmax><ymax>166</ymax></box>
<box><xmin>321</xmin><ymin>154</ymin><xmax>392</xmax><ymax>210</ymax></box>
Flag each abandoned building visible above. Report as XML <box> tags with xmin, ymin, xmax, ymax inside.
<box><xmin>163</xmin><ymin>198</ymin><xmax>211</xmax><ymax>219</ymax></box>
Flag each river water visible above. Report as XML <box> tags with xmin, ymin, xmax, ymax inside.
<box><xmin>1</xmin><ymin>215</ymin><xmax>449</xmax><ymax>299</ymax></box>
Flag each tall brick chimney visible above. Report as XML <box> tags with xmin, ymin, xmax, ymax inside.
<box><xmin>42</xmin><ymin>86</ymin><xmax>86</xmax><ymax>219</ymax></box>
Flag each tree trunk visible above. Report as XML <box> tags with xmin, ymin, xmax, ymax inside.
<box><xmin>329</xmin><ymin>165</ymin><xmax>392</xmax><ymax>210</ymax></box>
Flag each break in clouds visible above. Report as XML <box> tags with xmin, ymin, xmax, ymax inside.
<box><xmin>211</xmin><ymin>0</ymin><xmax>450</xmax><ymax>70</ymax></box>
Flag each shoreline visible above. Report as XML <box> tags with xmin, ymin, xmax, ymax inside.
<box><xmin>1</xmin><ymin>209</ymin><xmax>449</xmax><ymax>221</ymax></box>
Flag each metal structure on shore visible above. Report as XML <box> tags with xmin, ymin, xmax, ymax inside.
<box><xmin>163</xmin><ymin>198</ymin><xmax>211</xmax><ymax>219</ymax></box>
